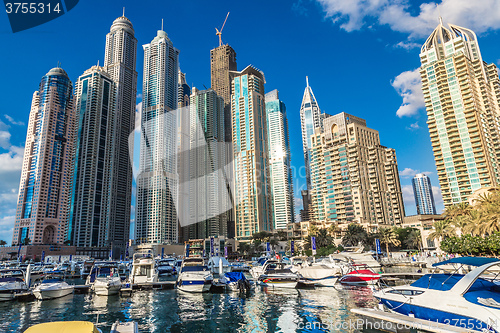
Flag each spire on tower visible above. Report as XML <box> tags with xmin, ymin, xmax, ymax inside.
<box><xmin>306</xmin><ymin>76</ymin><xmax>309</xmax><ymax>87</ymax></box>
<box><xmin>161</xmin><ymin>18</ymin><xmax>164</xmax><ymax>31</ymax></box>
<box><xmin>123</xmin><ymin>7</ymin><xmax>125</xmax><ymax>17</ymax></box>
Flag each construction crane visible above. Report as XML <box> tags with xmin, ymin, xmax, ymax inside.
<box><xmin>215</xmin><ymin>12</ymin><xmax>230</xmax><ymax>47</ymax></box>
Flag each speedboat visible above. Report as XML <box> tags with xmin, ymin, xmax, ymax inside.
<box><xmin>298</xmin><ymin>265</ymin><xmax>341</xmax><ymax>287</ymax></box>
<box><xmin>24</xmin><ymin>321</ymin><xmax>103</xmax><ymax>333</ymax></box>
<box><xmin>33</xmin><ymin>277</ymin><xmax>74</xmax><ymax>300</ymax></box>
<box><xmin>88</xmin><ymin>265</ymin><xmax>121</xmax><ymax>296</ymax></box>
<box><xmin>257</xmin><ymin>261</ymin><xmax>299</xmax><ymax>289</ymax></box>
<box><xmin>129</xmin><ymin>250</ymin><xmax>158</xmax><ymax>284</ymax></box>
<box><xmin>250</xmin><ymin>257</ymin><xmax>272</xmax><ymax>279</ymax></box>
<box><xmin>339</xmin><ymin>263</ymin><xmax>381</xmax><ymax>285</ymax></box>
<box><xmin>375</xmin><ymin>257</ymin><xmax>500</xmax><ymax>332</ymax></box>
<box><xmin>156</xmin><ymin>258</ymin><xmax>176</xmax><ymax>276</ymax></box>
<box><xmin>176</xmin><ymin>257</ymin><xmax>213</xmax><ymax>292</ymax></box>
<box><xmin>0</xmin><ymin>269</ymin><xmax>28</xmax><ymax>301</ymax></box>
<box><xmin>220</xmin><ymin>272</ymin><xmax>251</xmax><ymax>292</ymax></box>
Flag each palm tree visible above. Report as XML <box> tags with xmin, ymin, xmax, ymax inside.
<box><xmin>316</xmin><ymin>228</ymin><xmax>334</xmax><ymax>248</ymax></box>
<box><xmin>0</xmin><ymin>240</ymin><xmax>6</xmax><ymax>247</ymax></box>
<box><xmin>403</xmin><ymin>229</ymin><xmax>422</xmax><ymax>251</ymax></box>
<box><xmin>428</xmin><ymin>219</ymin><xmax>454</xmax><ymax>242</ymax></box>
<box><xmin>378</xmin><ymin>227</ymin><xmax>401</xmax><ymax>256</ymax></box>
<box><xmin>328</xmin><ymin>224</ymin><xmax>340</xmax><ymax>238</ymax></box>
<box><xmin>308</xmin><ymin>224</ymin><xmax>319</xmax><ymax>237</ymax></box>
<box><xmin>269</xmin><ymin>238</ymin><xmax>279</xmax><ymax>252</ymax></box>
<box><xmin>444</xmin><ymin>202</ymin><xmax>471</xmax><ymax>219</ymax></box>
<box><xmin>463</xmin><ymin>210</ymin><xmax>485</xmax><ymax>236</ymax></box>
<box><xmin>451</xmin><ymin>215</ymin><xmax>469</xmax><ymax>236</ymax></box>
<box><xmin>342</xmin><ymin>224</ymin><xmax>367</xmax><ymax>247</ymax></box>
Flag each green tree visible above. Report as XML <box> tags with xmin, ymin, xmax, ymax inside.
<box><xmin>378</xmin><ymin>227</ymin><xmax>401</xmax><ymax>256</ymax></box>
<box><xmin>327</xmin><ymin>224</ymin><xmax>340</xmax><ymax>238</ymax></box>
<box><xmin>428</xmin><ymin>219</ymin><xmax>454</xmax><ymax>242</ymax></box>
<box><xmin>316</xmin><ymin>228</ymin><xmax>334</xmax><ymax>248</ymax></box>
<box><xmin>0</xmin><ymin>240</ymin><xmax>6</xmax><ymax>247</ymax></box>
<box><xmin>276</xmin><ymin>230</ymin><xmax>287</xmax><ymax>241</ymax></box>
<box><xmin>403</xmin><ymin>229</ymin><xmax>422</xmax><ymax>251</ymax></box>
<box><xmin>341</xmin><ymin>224</ymin><xmax>368</xmax><ymax>247</ymax></box>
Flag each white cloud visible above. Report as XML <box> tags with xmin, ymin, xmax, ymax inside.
<box><xmin>394</xmin><ymin>41</ymin><xmax>420</xmax><ymax>50</ymax></box>
<box><xmin>0</xmin><ymin>215</ymin><xmax>14</xmax><ymax>244</ymax></box>
<box><xmin>4</xmin><ymin>115</ymin><xmax>25</xmax><ymax>126</ymax></box>
<box><xmin>432</xmin><ymin>186</ymin><xmax>443</xmax><ymax>207</ymax></box>
<box><xmin>317</xmin><ymin>0</ymin><xmax>500</xmax><ymax>38</ymax></box>
<box><xmin>135</xmin><ymin>102</ymin><xmax>142</xmax><ymax>132</ymax></box>
<box><xmin>402</xmin><ymin>184</ymin><xmax>415</xmax><ymax>206</ymax></box>
<box><xmin>294</xmin><ymin>196</ymin><xmax>303</xmax><ymax>209</ymax></box>
<box><xmin>0</xmin><ymin>130</ymin><xmax>11</xmax><ymax>150</ymax></box>
<box><xmin>391</xmin><ymin>69</ymin><xmax>425</xmax><ymax>118</ymax></box>
<box><xmin>408</xmin><ymin>122</ymin><xmax>420</xmax><ymax>130</ymax></box>
<box><xmin>400</xmin><ymin>167</ymin><xmax>419</xmax><ymax>178</ymax></box>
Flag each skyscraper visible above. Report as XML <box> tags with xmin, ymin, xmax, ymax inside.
<box><xmin>210</xmin><ymin>45</ymin><xmax>237</xmax><ymax>143</ymax></box>
<box><xmin>232</xmin><ymin>65</ymin><xmax>272</xmax><ymax>240</ymax></box>
<box><xmin>412</xmin><ymin>173</ymin><xmax>437</xmax><ymax>215</ymax></box>
<box><xmin>12</xmin><ymin>67</ymin><xmax>77</xmax><ymax>246</ymax></box>
<box><xmin>178</xmin><ymin>69</ymin><xmax>190</xmax><ymax>109</ymax></box>
<box><xmin>309</xmin><ymin>112</ymin><xmax>405</xmax><ymax>231</ymax></box>
<box><xmin>299</xmin><ymin>77</ymin><xmax>323</xmax><ymax>192</ymax></box>
<box><xmin>103</xmin><ymin>15</ymin><xmax>138</xmax><ymax>252</ymax></box>
<box><xmin>181</xmin><ymin>88</ymin><xmax>229</xmax><ymax>239</ymax></box>
<box><xmin>420</xmin><ymin>19</ymin><xmax>500</xmax><ymax>206</ymax></box>
<box><xmin>71</xmin><ymin>66</ymin><xmax>117</xmax><ymax>248</ymax></box>
<box><xmin>136</xmin><ymin>29</ymin><xmax>179</xmax><ymax>244</ymax></box>
<box><xmin>265</xmin><ymin>90</ymin><xmax>294</xmax><ymax>229</ymax></box>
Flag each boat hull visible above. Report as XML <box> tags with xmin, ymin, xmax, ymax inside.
<box><xmin>301</xmin><ymin>276</ymin><xmax>338</xmax><ymax>287</ymax></box>
<box><xmin>177</xmin><ymin>280</ymin><xmax>212</xmax><ymax>293</ymax></box>
<box><xmin>258</xmin><ymin>276</ymin><xmax>298</xmax><ymax>289</ymax></box>
<box><xmin>33</xmin><ymin>286</ymin><xmax>74</xmax><ymax>300</ymax></box>
<box><xmin>94</xmin><ymin>284</ymin><xmax>121</xmax><ymax>296</ymax></box>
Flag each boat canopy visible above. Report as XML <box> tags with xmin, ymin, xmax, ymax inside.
<box><xmin>432</xmin><ymin>257</ymin><xmax>500</xmax><ymax>267</ymax></box>
<box><xmin>223</xmin><ymin>272</ymin><xmax>247</xmax><ymax>282</ymax></box>
<box><xmin>180</xmin><ymin>266</ymin><xmax>209</xmax><ymax>273</ymax></box>
<box><xmin>23</xmin><ymin>321</ymin><xmax>100</xmax><ymax>333</ymax></box>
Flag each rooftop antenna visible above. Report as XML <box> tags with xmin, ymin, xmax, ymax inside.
<box><xmin>437</xmin><ymin>4</ymin><xmax>442</xmax><ymax>25</ymax></box>
<box><xmin>122</xmin><ymin>7</ymin><xmax>125</xmax><ymax>17</ymax></box>
<box><xmin>161</xmin><ymin>18</ymin><xmax>164</xmax><ymax>31</ymax></box>
<box><xmin>306</xmin><ymin>76</ymin><xmax>309</xmax><ymax>87</ymax></box>
<box><xmin>57</xmin><ymin>61</ymin><xmax>61</xmax><ymax>68</ymax></box>
<box><xmin>215</xmin><ymin>12</ymin><xmax>230</xmax><ymax>47</ymax></box>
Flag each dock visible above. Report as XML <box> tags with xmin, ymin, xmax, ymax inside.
<box><xmin>351</xmin><ymin>308</ymin><xmax>477</xmax><ymax>333</ymax></box>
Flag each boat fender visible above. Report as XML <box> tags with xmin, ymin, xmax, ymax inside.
<box><xmin>378</xmin><ymin>302</ymin><xmax>384</xmax><ymax>311</ymax></box>
<box><xmin>408</xmin><ymin>311</ymin><xmax>415</xmax><ymax>318</ymax></box>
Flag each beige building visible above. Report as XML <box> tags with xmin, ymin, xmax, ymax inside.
<box><xmin>403</xmin><ymin>214</ymin><xmax>445</xmax><ymax>252</ymax></box>
<box><xmin>309</xmin><ymin>113</ymin><xmax>405</xmax><ymax>232</ymax></box>
<box><xmin>420</xmin><ymin>20</ymin><xmax>500</xmax><ymax>207</ymax></box>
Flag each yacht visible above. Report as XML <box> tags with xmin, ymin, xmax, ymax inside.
<box><xmin>156</xmin><ymin>258</ymin><xmax>176</xmax><ymax>276</ymax></box>
<box><xmin>176</xmin><ymin>257</ymin><xmax>213</xmax><ymax>292</ymax></box>
<box><xmin>91</xmin><ymin>265</ymin><xmax>121</xmax><ymax>296</ymax></box>
<box><xmin>207</xmin><ymin>256</ymin><xmax>231</xmax><ymax>275</ymax></box>
<box><xmin>32</xmin><ymin>277</ymin><xmax>74</xmax><ymax>300</ymax></box>
<box><xmin>339</xmin><ymin>263</ymin><xmax>381</xmax><ymax>285</ymax></box>
<box><xmin>257</xmin><ymin>261</ymin><xmax>299</xmax><ymax>289</ymax></box>
<box><xmin>298</xmin><ymin>264</ymin><xmax>341</xmax><ymax>287</ymax></box>
<box><xmin>129</xmin><ymin>250</ymin><xmax>158</xmax><ymax>284</ymax></box>
<box><xmin>375</xmin><ymin>257</ymin><xmax>500</xmax><ymax>331</ymax></box>
<box><xmin>0</xmin><ymin>269</ymin><xmax>28</xmax><ymax>301</ymax></box>
<box><xmin>250</xmin><ymin>257</ymin><xmax>272</xmax><ymax>279</ymax></box>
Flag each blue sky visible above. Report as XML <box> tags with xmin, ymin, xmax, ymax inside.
<box><xmin>1</xmin><ymin>0</ymin><xmax>500</xmax><ymax>243</ymax></box>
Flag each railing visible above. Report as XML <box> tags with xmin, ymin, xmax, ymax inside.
<box><xmin>379</xmin><ymin>256</ymin><xmax>447</xmax><ymax>266</ymax></box>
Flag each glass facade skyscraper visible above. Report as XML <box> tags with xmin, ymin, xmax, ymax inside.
<box><xmin>420</xmin><ymin>20</ymin><xmax>500</xmax><ymax>206</ymax></box>
<box><xmin>412</xmin><ymin>173</ymin><xmax>436</xmax><ymax>215</ymax></box>
<box><xmin>232</xmin><ymin>66</ymin><xmax>272</xmax><ymax>240</ymax></box>
<box><xmin>13</xmin><ymin>67</ymin><xmax>77</xmax><ymax>246</ymax></box>
<box><xmin>136</xmin><ymin>29</ymin><xmax>180</xmax><ymax>244</ymax></box>
<box><xmin>71</xmin><ymin>66</ymin><xmax>117</xmax><ymax>248</ymax></box>
<box><xmin>265</xmin><ymin>90</ymin><xmax>294</xmax><ymax>229</ymax></box>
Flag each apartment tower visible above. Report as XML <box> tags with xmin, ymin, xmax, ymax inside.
<box><xmin>136</xmin><ymin>29</ymin><xmax>180</xmax><ymax>244</ymax></box>
<box><xmin>412</xmin><ymin>173</ymin><xmax>437</xmax><ymax>215</ymax></box>
<box><xmin>13</xmin><ymin>67</ymin><xmax>77</xmax><ymax>246</ymax></box>
<box><xmin>420</xmin><ymin>19</ymin><xmax>500</xmax><ymax>206</ymax></box>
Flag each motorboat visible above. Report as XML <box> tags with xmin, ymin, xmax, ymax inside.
<box><xmin>339</xmin><ymin>263</ymin><xmax>381</xmax><ymax>285</ymax></box>
<box><xmin>32</xmin><ymin>277</ymin><xmax>74</xmax><ymax>300</ymax></box>
<box><xmin>220</xmin><ymin>272</ymin><xmax>251</xmax><ymax>292</ymax></box>
<box><xmin>207</xmin><ymin>256</ymin><xmax>231</xmax><ymax>275</ymax></box>
<box><xmin>0</xmin><ymin>268</ymin><xmax>29</xmax><ymax>301</ymax></box>
<box><xmin>91</xmin><ymin>265</ymin><xmax>121</xmax><ymax>296</ymax></box>
<box><xmin>156</xmin><ymin>258</ymin><xmax>176</xmax><ymax>276</ymax></box>
<box><xmin>24</xmin><ymin>321</ymin><xmax>103</xmax><ymax>333</ymax></box>
<box><xmin>176</xmin><ymin>257</ymin><xmax>213</xmax><ymax>292</ymax></box>
<box><xmin>250</xmin><ymin>257</ymin><xmax>272</xmax><ymax>279</ymax></box>
<box><xmin>375</xmin><ymin>257</ymin><xmax>500</xmax><ymax>332</ymax></box>
<box><xmin>257</xmin><ymin>261</ymin><xmax>299</xmax><ymax>289</ymax></box>
<box><xmin>298</xmin><ymin>265</ymin><xmax>341</xmax><ymax>287</ymax></box>
<box><xmin>129</xmin><ymin>251</ymin><xmax>158</xmax><ymax>284</ymax></box>
<box><xmin>229</xmin><ymin>262</ymin><xmax>251</xmax><ymax>272</ymax></box>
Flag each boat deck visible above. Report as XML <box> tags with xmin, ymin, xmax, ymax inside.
<box><xmin>351</xmin><ymin>308</ymin><xmax>480</xmax><ymax>333</ymax></box>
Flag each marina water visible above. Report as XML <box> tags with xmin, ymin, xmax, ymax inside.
<box><xmin>0</xmin><ymin>280</ymin><xmax>379</xmax><ymax>332</ymax></box>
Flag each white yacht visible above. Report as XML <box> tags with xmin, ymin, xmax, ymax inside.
<box><xmin>375</xmin><ymin>257</ymin><xmax>500</xmax><ymax>331</ymax></box>
<box><xmin>257</xmin><ymin>261</ymin><xmax>299</xmax><ymax>289</ymax></box>
<box><xmin>33</xmin><ymin>277</ymin><xmax>74</xmax><ymax>300</ymax></box>
<box><xmin>91</xmin><ymin>265</ymin><xmax>121</xmax><ymax>296</ymax></box>
<box><xmin>207</xmin><ymin>256</ymin><xmax>231</xmax><ymax>275</ymax></box>
<box><xmin>129</xmin><ymin>250</ymin><xmax>158</xmax><ymax>284</ymax></box>
<box><xmin>176</xmin><ymin>257</ymin><xmax>213</xmax><ymax>293</ymax></box>
<box><xmin>0</xmin><ymin>269</ymin><xmax>28</xmax><ymax>301</ymax></box>
<box><xmin>250</xmin><ymin>257</ymin><xmax>272</xmax><ymax>279</ymax></box>
<box><xmin>156</xmin><ymin>258</ymin><xmax>176</xmax><ymax>276</ymax></box>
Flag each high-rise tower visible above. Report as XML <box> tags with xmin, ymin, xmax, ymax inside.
<box><xmin>265</xmin><ymin>90</ymin><xmax>294</xmax><ymax>229</ymax></box>
<box><xmin>412</xmin><ymin>173</ymin><xmax>437</xmax><ymax>215</ymax></box>
<box><xmin>103</xmin><ymin>15</ymin><xmax>138</xmax><ymax>251</ymax></box>
<box><xmin>13</xmin><ymin>67</ymin><xmax>77</xmax><ymax>246</ymax></box>
<box><xmin>136</xmin><ymin>29</ymin><xmax>180</xmax><ymax>244</ymax></box>
<box><xmin>71</xmin><ymin>66</ymin><xmax>117</xmax><ymax>249</ymax></box>
<box><xmin>232</xmin><ymin>66</ymin><xmax>272</xmax><ymax>240</ymax></box>
<box><xmin>420</xmin><ymin>20</ymin><xmax>500</xmax><ymax>206</ymax></box>
<box><xmin>299</xmin><ymin>77</ymin><xmax>323</xmax><ymax>192</ymax></box>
